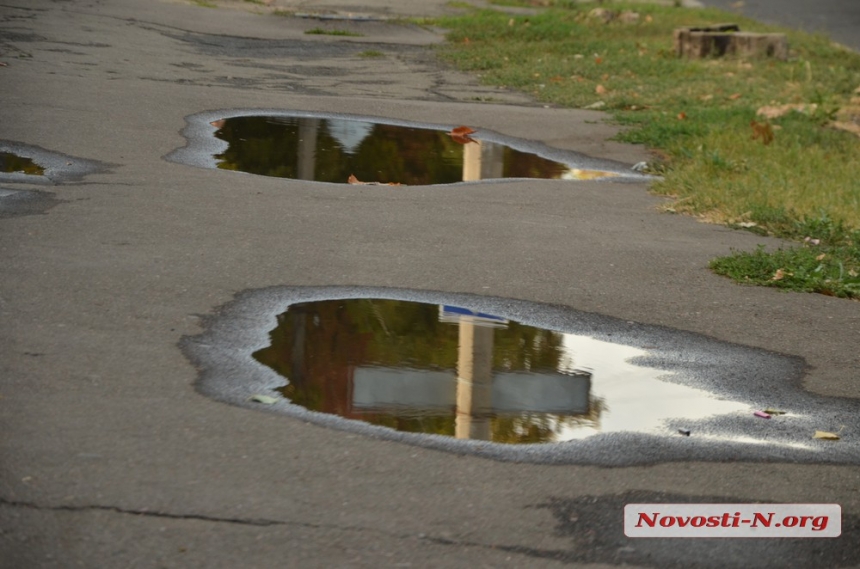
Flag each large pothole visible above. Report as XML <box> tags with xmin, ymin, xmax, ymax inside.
<box><xmin>182</xmin><ymin>286</ymin><xmax>859</xmax><ymax>465</ymax></box>
<box><xmin>166</xmin><ymin>110</ymin><xmax>651</xmax><ymax>185</ymax></box>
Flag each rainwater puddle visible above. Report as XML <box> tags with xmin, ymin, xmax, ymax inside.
<box><xmin>167</xmin><ymin>111</ymin><xmax>648</xmax><ymax>185</ymax></box>
<box><xmin>0</xmin><ymin>151</ymin><xmax>45</xmax><ymax>176</ymax></box>
<box><xmin>253</xmin><ymin>299</ymin><xmax>746</xmax><ymax>444</ymax></box>
<box><xmin>186</xmin><ymin>287</ymin><xmax>859</xmax><ymax>465</ymax></box>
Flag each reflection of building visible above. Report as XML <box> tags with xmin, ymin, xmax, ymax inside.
<box><xmin>254</xmin><ymin>299</ymin><xmax>597</xmax><ymax>444</ymax></box>
<box><xmin>351</xmin><ymin>306</ymin><xmax>592</xmax><ymax>441</ymax></box>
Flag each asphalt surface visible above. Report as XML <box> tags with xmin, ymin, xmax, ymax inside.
<box><xmin>1</xmin><ymin>1</ymin><xmax>859</xmax><ymax>568</ymax></box>
<box><xmin>700</xmin><ymin>0</ymin><xmax>860</xmax><ymax>52</ymax></box>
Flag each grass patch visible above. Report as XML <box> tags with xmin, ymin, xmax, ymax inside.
<box><xmin>358</xmin><ymin>50</ymin><xmax>385</xmax><ymax>58</ymax></box>
<box><xmin>191</xmin><ymin>0</ymin><xmax>217</xmax><ymax>7</ymax></box>
<box><xmin>304</xmin><ymin>28</ymin><xmax>365</xmax><ymax>37</ymax></box>
<box><xmin>433</xmin><ymin>1</ymin><xmax>860</xmax><ymax>298</ymax></box>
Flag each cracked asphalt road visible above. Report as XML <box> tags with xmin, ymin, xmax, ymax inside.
<box><xmin>1</xmin><ymin>1</ymin><xmax>859</xmax><ymax>567</ymax></box>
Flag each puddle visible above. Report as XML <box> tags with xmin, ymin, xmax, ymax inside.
<box><xmin>0</xmin><ymin>151</ymin><xmax>45</xmax><ymax>176</ymax></box>
<box><xmin>166</xmin><ymin>111</ymin><xmax>650</xmax><ymax>185</ymax></box>
<box><xmin>252</xmin><ymin>299</ymin><xmax>747</xmax><ymax>444</ymax></box>
<box><xmin>184</xmin><ymin>287</ymin><xmax>860</xmax><ymax>465</ymax></box>
<box><xmin>0</xmin><ymin>140</ymin><xmax>109</xmax><ymax>184</ymax></box>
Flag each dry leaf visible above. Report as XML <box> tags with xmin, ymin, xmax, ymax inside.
<box><xmin>594</xmin><ymin>56</ymin><xmax>603</xmax><ymax>64</ymax></box>
<box><xmin>448</xmin><ymin>126</ymin><xmax>478</xmax><ymax>144</ymax></box>
<box><xmin>751</xmin><ymin>120</ymin><xmax>774</xmax><ymax>145</ymax></box>
<box><xmin>347</xmin><ymin>174</ymin><xmax>402</xmax><ymax>186</ymax></box>
<box><xmin>462</xmin><ymin>37</ymin><xmax>470</xmax><ymax>44</ymax></box>
<box><xmin>677</xmin><ymin>112</ymin><xmax>687</xmax><ymax>120</ymax></box>
<box><xmin>595</xmin><ymin>84</ymin><xmax>607</xmax><ymax>95</ymax></box>
<box><xmin>814</xmin><ymin>430</ymin><xmax>840</xmax><ymax>440</ymax></box>
<box><xmin>729</xmin><ymin>93</ymin><xmax>743</xmax><ymax>100</ymax></box>
<box><xmin>763</xmin><ymin>408</ymin><xmax>786</xmax><ymax>415</ymax></box>
<box><xmin>549</xmin><ymin>75</ymin><xmax>564</xmax><ymax>83</ymax></box>
<box><xmin>816</xmin><ymin>253</ymin><xmax>827</xmax><ymax>261</ymax></box>
<box><xmin>771</xmin><ymin>268</ymin><xmax>786</xmax><ymax>281</ymax></box>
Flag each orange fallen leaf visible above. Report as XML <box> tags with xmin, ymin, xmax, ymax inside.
<box><xmin>729</xmin><ymin>93</ymin><xmax>743</xmax><ymax>100</ymax></box>
<box><xmin>816</xmin><ymin>253</ymin><xmax>827</xmax><ymax>261</ymax></box>
<box><xmin>814</xmin><ymin>430</ymin><xmax>840</xmax><ymax>441</ymax></box>
<box><xmin>348</xmin><ymin>174</ymin><xmax>364</xmax><ymax>185</ymax></box>
<box><xmin>450</xmin><ymin>126</ymin><xmax>476</xmax><ymax>136</ymax></box>
<box><xmin>595</xmin><ymin>84</ymin><xmax>607</xmax><ymax>95</ymax></box>
<box><xmin>751</xmin><ymin>120</ymin><xmax>774</xmax><ymax>145</ymax></box>
<box><xmin>463</xmin><ymin>37</ymin><xmax>471</xmax><ymax>44</ymax></box>
<box><xmin>448</xmin><ymin>126</ymin><xmax>477</xmax><ymax>144</ymax></box>
<box><xmin>677</xmin><ymin>112</ymin><xmax>687</xmax><ymax>120</ymax></box>
<box><xmin>549</xmin><ymin>75</ymin><xmax>564</xmax><ymax>83</ymax></box>
<box><xmin>771</xmin><ymin>268</ymin><xmax>786</xmax><ymax>281</ymax></box>
<box><xmin>594</xmin><ymin>56</ymin><xmax>603</xmax><ymax>64</ymax></box>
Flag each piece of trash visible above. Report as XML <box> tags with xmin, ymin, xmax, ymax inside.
<box><xmin>804</xmin><ymin>237</ymin><xmax>821</xmax><ymax>245</ymax></box>
<box><xmin>754</xmin><ymin>410</ymin><xmax>771</xmax><ymax>419</ymax></box>
<box><xmin>737</xmin><ymin>221</ymin><xmax>757</xmax><ymax>228</ymax></box>
<box><xmin>813</xmin><ymin>430</ymin><xmax>840</xmax><ymax>441</ymax></box>
<box><xmin>250</xmin><ymin>394</ymin><xmax>278</xmax><ymax>405</ymax></box>
<box><xmin>631</xmin><ymin>161</ymin><xmax>649</xmax><ymax>173</ymax></box>
<box><xmin>583</xmin><ymin>101</ymin><xmax>606</xmax><ymax>110</ymax></box>
<box><xmin>763</xmin><ymin>408</ymin><xmax>786</xmax><ymax>415</ymax></box>
<box><xmin>678</xmin><ymin>429</ymin><xmax>691</xmax><ymax>436</ymax></box>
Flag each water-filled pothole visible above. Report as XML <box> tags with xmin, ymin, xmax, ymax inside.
<box><xmin>0</xmin><ymin>140</ymin><xmax>109</xmax><ymax>184</ymax></box>
<box><xmin>166</xmin><ymin>110</ymin><xmax>651</xmax><ymax>185</ymax></box>
<box><xmin>0</xmin><ymin>151</ymin><xmax>45</xmax><ymax>176</ymax></box>
<box><xmin>252</xmin><ymin>298</ymin><xmax>747</xmax><ymax>444</ymax></box>
<box><xmin>184</xmin><ymin>287</ymin><xmax>860</xmax><ymax>465</ymax></box>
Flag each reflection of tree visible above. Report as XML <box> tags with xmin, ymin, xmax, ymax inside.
<box><xmin>213</xmin><ymin>118</ymin><xmax>464</xmax><ymax>185</ymax></box>
<box><xmin>252</xmin><ymin>299</ymin><xmax>601</xmax><ymax>443</ymax></box>
<box><xmin>502</xmin><ymin>147</ymin><xmax>566</xmax><ymax>179</ymax></box>
<box><xmin>0</xmin><ymin>152</ymin><xmax>44</xmax><ymax>175</ymax></box>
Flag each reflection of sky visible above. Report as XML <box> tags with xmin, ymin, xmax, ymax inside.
<box><xmin>326</xmin><ymin>120</ymin><xmax>373</xmax><ymax>154</ymax></box>
<box><xmin>557</xmin><ymin>334</ymin><xmax>749</xmax><ymax>439</ymax></box>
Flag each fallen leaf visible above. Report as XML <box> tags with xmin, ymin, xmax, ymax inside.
<box><xmin>595</xmin><ymin>84</ymin><xmax>607</xmax><ymax>95</ymax></box>
<box><xmin>0</xmin><ymin>62</ymin><xmax>7</xmax><ymax>67</ymax></box>
<box><xmin>594</xmin><ymin>56</ymin><xmax>603</xmax><ymax>64</ymax></box>
<box><xmin>250</xmin><ymin>394</ymin><xmax>278</xmax><ymax>405</ymax></box>
<box><xmin>814</xmin><ymin>430</ymin><xmax>840</xmax><ymax>440</ymax></box>
<box><xmin>737</xmin><ymin>221</ymin><xmax>757</xmax><ymax>228</ymax></box>
<box><xmin>771</xmin><ymin>268</ymin><xmax>786</xmax><ymax>281</ymax></box>
<box><xmin>763</xmin><ymin>408</ymin><xmax>786</xmax><ymax>415</ymax></box>
<box><xmin>463</xmin><ymin>37</ymin><xmax>470</xmax><ymax>44</ymax></box>
<box><xmin>816</xmin><ymin>253</ymin><xmax>827</xmax><ymax>261</ymax></box>
<box><xmin>645</xmin><ymin>15</ymin><xmax>653</xmax><ymax>23</ymax></box>
<box><xmin>347</xmin><ymin>174</ymin><xmax>403</xmax><ymax>186</ymax></box>
<box><xmin>729</xmin><ymin>93</ymin><xmax>743</xmax><ymax>100</ymax></box>
<box><xmin>750</xmin><ymin>120</ymin><xmax>774</xmax><ymax>145</ymax></box>
<box><xmin>804</xmin><ymin>236</ymin><xmax>821</xmax><ymax>245</ymax></box>
<box><xmin>677</xmin><ymin>112</ymin><xmax>687</xmax><ymax>120</ymax></box>
<box><xmin>678</xmin><ymin>429</ymin><xmax>691</xmax><ymax>436</ymax></box>
<box><xmin>549</xmin><ymin>75</ymin><xmax>564</xmax><ymax>83</ymax></box>
<box><xmin>699</xmin><ymin>94</ymin><xmax>713</xmax><ymax>101</ymax></box>
<box><xmin>449</xmin><ymin>126</ymin><xmax>476</xmax><ymax>136</ymax></box>
<box><xmin>508</xmin><ymin>18</ymin><xmax>515</xmax><ymax>26</ymax></box>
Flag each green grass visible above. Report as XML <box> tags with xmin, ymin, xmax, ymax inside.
<box><xmin>304</xmin><ymin>28</ymin><xmax>365</xmax><ymax>37</ymax></box>
<box><xmin>433</xmin><ymin>1</ymin><xmax>860</xmax><ymax>298</ymax></box>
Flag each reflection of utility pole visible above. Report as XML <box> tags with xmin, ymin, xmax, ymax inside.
<box><xmin>289</xmin><ymin>308</ymin><xmax>306</xmax><ymax>386</ymax></box>
<box><xmin>462</xmin><ymin>140</ymin><xmax>504</xmax><ymax>181</ymax></box>
<box><xmin>455</xmin><ymin>320</ymin><xmax>494</xmax><ymax>440</ymax></box>
<box><xmin>297</xmin><ymin>118</ymin><xmax>319</xmax><ymax>181</ymax></box>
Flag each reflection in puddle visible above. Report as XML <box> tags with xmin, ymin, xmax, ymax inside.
<box><xmin>0</xmin><ymin>152</ymin><xmax>45</xmax><ymax>176</ymax></box>
<box><xmin>211</xmin><ymin>116</ymin><xmax>617</xmax><ymax>184</ymax></box>
<box><xmin>252</xmin><ymin>299</ymin><xmax>748</xmax><ymax>444</ymax></box>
